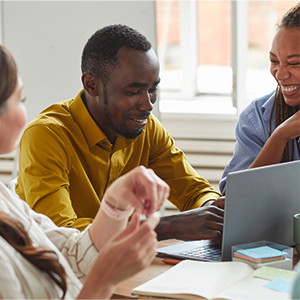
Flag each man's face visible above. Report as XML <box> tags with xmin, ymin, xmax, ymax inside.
<box><xmin>94</xmin><ymin>47</ymin><xmax>160</xmax><ymax>143</ymax></box>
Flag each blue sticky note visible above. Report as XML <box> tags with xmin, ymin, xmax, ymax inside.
<box><xmin>263</xmin><ymin>277</ymin><xmax>293</xmax><ymax>294</ymax></box>
<box><xmin>236</xmin><ymin>246</ymin><xmax>287</xmax><ymax>259</ymax></box>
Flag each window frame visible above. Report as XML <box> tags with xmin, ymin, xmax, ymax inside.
<box><xmin>158</xmin><ymin>0</ymin><xmax>249</xmax><ymax>117</ymax></box>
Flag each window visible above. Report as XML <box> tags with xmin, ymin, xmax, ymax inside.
<box><xmin>156</xmin><ymin>0</ymin><xmax>298</xmax><ymax>115</ymax></box>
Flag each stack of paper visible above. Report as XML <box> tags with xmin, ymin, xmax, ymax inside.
<box><xmin>233</xmin><ymin>246</ymin><xmax>287</xmax><ymax>264</ymax></box>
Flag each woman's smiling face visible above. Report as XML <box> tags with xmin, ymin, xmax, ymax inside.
<box><xmin>270</xmin><ymin>27</ymin><xmax>300</xmax><ymax>107</ymax></box>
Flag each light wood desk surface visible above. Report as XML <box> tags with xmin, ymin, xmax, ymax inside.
<box><xmin>112</xmin><ymin>239</ymin><xmax>300</xmax><ymax>299</ymax></box>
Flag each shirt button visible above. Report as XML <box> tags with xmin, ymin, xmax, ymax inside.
<box><xmin>109</xmin><ymin>180</ymin><xmax>113</xmax><ymax>184</ymax></box>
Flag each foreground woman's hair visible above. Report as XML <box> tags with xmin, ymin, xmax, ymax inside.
<box><xmin>0</xmin><ymin>45</ymin><xmax>67</xmax><ymax>298</ymax></box>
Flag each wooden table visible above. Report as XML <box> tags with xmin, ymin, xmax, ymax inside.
<box><xmin>112</xmin><ymin>240</ymin><xmax>300</xmax><ymax>299</ymax></box>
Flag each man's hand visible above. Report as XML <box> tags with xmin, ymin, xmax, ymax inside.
<box><xmin>155</xmin><ymin>204</ymin><xmax>224</xmax><ymax>243</ymax></box>
<box><xmin>204</xmin><ymin>196</ymin><xmax>225</xmax><ymax>209</ymax></box>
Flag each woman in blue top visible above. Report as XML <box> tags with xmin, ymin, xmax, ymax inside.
<box><xmin>220</xmin><ymin>3</ymin><xmax>300</xmax><ymax>195</ymax></box>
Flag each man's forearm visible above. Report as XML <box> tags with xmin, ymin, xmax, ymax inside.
<box><xmin>154</xmin><ymin>214</ymin><xmax>177</xmax><ymax>241</ymax></box>
<box><xmin>154</xmin><ymin>199</ymin><xmax>223</xmax><ymax>241</ymax></box>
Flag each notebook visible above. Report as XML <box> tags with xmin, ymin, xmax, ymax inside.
<box><xmin>157</xmin><ymin>160</ymin><xmax>300</xmax><ymax>262</ymax></box>
<box><xmin>132</xmin><ymin>260</ymin><xmax>295</xmax><ymax>300</ymax></box>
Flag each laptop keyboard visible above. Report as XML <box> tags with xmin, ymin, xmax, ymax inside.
<box><xmin>179</xmin><ymin>243</ymin><xmax>222</xmax><ymax>261</ymax></box>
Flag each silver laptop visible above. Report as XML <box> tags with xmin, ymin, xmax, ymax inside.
<box><xmin>157</xmin><ymin>160</ymin><xmax>300</xmax><ymax>262</ymax></box>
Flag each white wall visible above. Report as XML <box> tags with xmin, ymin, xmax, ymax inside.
<box><xmin>1</xmin><ymin>1</ymin><xmax>158</xmax><ymax>122</ymax></box>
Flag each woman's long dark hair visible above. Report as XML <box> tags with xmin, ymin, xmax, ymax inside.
<box><xmin>0</xmin><ymin>45</ymin><xmax>17</xmax><ymax>109</ymax></box>
<box><xmin>269</xmin><ymin>87</ymin><xmax>300</xmax><ymax>162</ymax></box>
<box><xmin>269</xmin><ymin>3</ymin><xmax>300</xmax><ymax>162</ymax></box>
<box><xmin>0</xmin><ymin>45</ymin><xmax>67</xmax><ymax>298</ymax></box>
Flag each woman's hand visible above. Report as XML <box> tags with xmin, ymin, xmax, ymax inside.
<box><xmin>250</xmin><ymin>110</ymin><xmax>300</xmax><ymax>169</ymax></box>
<box><xmin>88</xmin><ymin>166</ymin><xmax>169</xmax><ymax>268</ymax></box>
<box><xmin>95</xmin><ymin>212</ymin><xmax>160</xmax><ymax>285</ymax></box>
<box><xmin>103</xmin><ymin>166</ymin><xmax>170</xmax><ymax>216</ymax></box>
<box><xmin>78</xmin><ymin>212</ymin><xmax>160</xmax><ymax>299</ymax></box>
<box><xmin>276</xmin><ymin>110</ymin><xmax>300</xmax><ymax>142</ymax></box>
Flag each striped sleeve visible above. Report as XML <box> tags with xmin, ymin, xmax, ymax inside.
<box><xmin>28</xmin><ymin>205</ymin><xmax>98</xmax><ymax>279</ymax></box>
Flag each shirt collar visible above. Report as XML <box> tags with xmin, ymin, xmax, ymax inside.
<box><xmin>70</xmin><ymin>89</ymin><xmax>139</xmax><ymax>149</ymax></box>
<box><xmin>262</xmin><ymin>90</ymin><xmax>276</xmax><ymax>122</ymax></box>
<box><xmin>70</xmin><ymin>90</ymin><xmax>107</xmax><ymax>148</ymax></box>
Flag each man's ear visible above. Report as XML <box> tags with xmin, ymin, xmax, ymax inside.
<box><xmin>81</xmin><ymin>72</ymin><xmax>103</xmax><ymax>97</ymax></box>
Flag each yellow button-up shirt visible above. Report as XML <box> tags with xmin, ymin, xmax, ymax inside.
<box><xmin>16</xmin><ymin>90</ymin><xmax>221</xmax><ymax>231</ymax></box>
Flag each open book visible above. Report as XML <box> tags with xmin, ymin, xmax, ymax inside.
<box><xmin>132</xmin><ymin>260</ymin><xmax>293</xmax><ymax>300</ymax></box>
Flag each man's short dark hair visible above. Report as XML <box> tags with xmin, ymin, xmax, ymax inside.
<box><xmin>81</xmin><ymin>24</ymin><xmax>152</xmax><ymax>84</ymax></box>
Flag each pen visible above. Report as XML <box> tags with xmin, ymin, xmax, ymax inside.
<box><xmin>298</xmin><ymin>137</ymin><xmax>300</xmax><ymax>143</ymax></box>
<box><xmin>162</xmin><ymin>258</ymin><xmax>181</xmax><ymax>265</ymax></box>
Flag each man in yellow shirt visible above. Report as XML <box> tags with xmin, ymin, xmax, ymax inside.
<box><xmin>16</xmin><ymin>24</ymin><xmax>224</xmax><ymax>242</ymax></box>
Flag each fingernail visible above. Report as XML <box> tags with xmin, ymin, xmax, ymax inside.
<box><xmin>147</xmin><ymin>212</ymin><xmax>160</xmax><ymax>228</ymax></box>
<box><xmin>144</xmin><ymin>198</ymin><xmax>151</xmax><ymax>210</ymax></box>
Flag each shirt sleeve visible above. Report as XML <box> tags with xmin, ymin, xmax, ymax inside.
<box><xmin>0</xmin><ymin>249</ymin><xmax>26</xmax><ymax>299</ymax></box>
<box><xmin>16</xmin><ymin>124</ymin><xmax>93</xmax><ymax>231</ymax></box>
<box><xmin>22</xmin><ymin>199</ymin><xmax>98</xmax><ymax>280</ymax></box>
<box><xmin>219</xmin><ymin>108</ymin><xmax>267</xmax><ymax>195</ymax></box>
<box><xmin>148</xmin><ymin>115</ymin><xmax>221</xmax><ymax>211</ymax></box>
